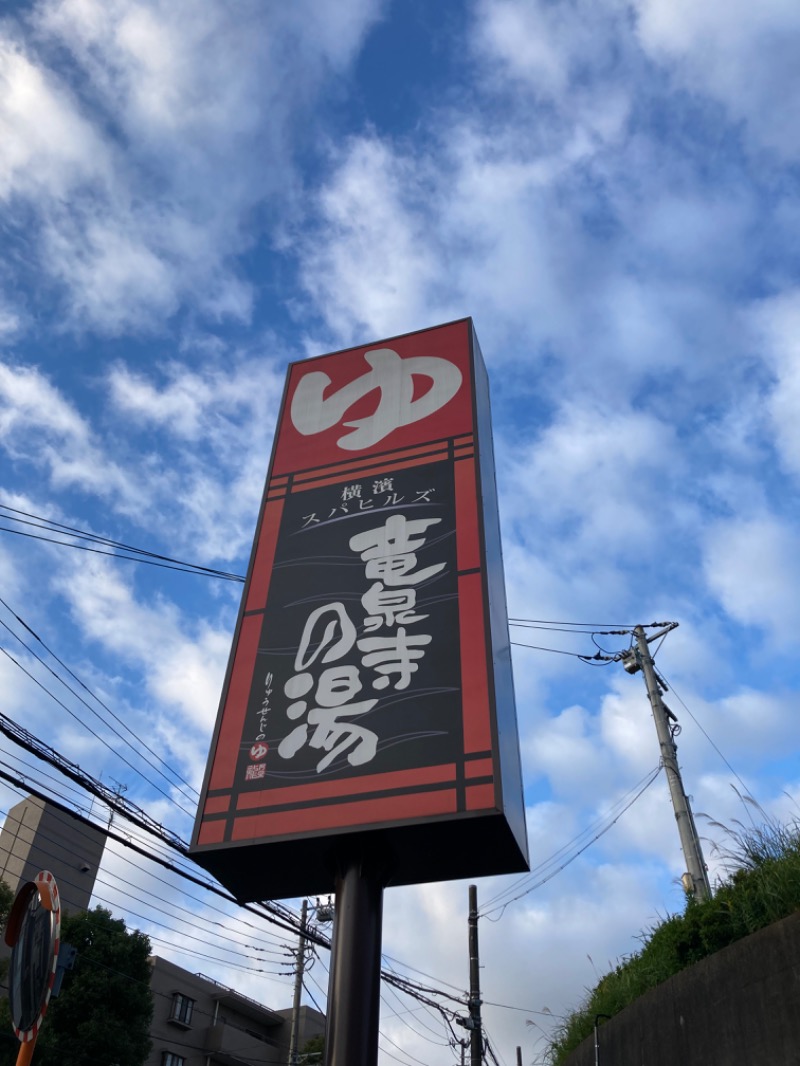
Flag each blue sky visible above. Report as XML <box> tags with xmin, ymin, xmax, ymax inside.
<box><xmin>1</xmin><ymin>0</ymin><xmax>799</xmax><ymax>1061</ymax></box>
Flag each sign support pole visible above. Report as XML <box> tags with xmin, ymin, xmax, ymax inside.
<box><xmin>467</xmin><ymin>884</ymin><xmax>483</xmax><ymax>1066</ymax></box>
<box><xmin>325</xmin><ymin>849</ymin><xmax>386</xmax><ymax>1066</ymax></box>
<box><xmin>15</xmin><ymin>1042</ymin><xmax>36</xmax><ymax>1066</ymax></box>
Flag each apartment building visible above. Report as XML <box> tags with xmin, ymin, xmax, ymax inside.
<box><xmin>148</xmin><ymin>956</ymin><xmax>325</xmax><ymax>1066</ymax></box>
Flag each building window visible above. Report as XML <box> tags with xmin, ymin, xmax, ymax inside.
<box><xmin>162</xmin><ymin>1054</ymin><xmax>185</xmax><ymax>1066</ymax></box>
<box><xmin>169</xmin><ymin>993</ymin><xmax>194</xmax><ymax>1027</ymax></box>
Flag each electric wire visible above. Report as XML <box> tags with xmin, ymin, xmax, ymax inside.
<box><xmin>0</xmin><ymin>767</ymin><xmax>473</xmax><ymax>1020</ymax></box>
<box><xmin>480</xmin><ymin>765</ymin><xmax>664</xmax><ymax>918</ymax></box>
<box><xmin>0</xmin><ymin>753</ymin><xmax>95</xmax><ymax>814</ymax></box>
<box><xmin>483</xmin><ymin>1028</ymin><xmax>506</xmax><ymax>1066</ymax></box>
<box><xmin>0</xmin><ymin>503</ymin><xmax>244</xmax><ymax>581</ymax></box>
<box><xmin>302</xmin><ymin>971</ymin><xmax>327</xmax><ymax>1016</ymax></box>
<box><xmin>509</xmin><ymin>622</ymin><xmax>632</xmax><ymax>637</ymax></box>
<box><xmin>143</xmin><ymin>930</ymin><xmax>288</xmax><ymax>976</ymax></box>
<box><xmin>480</xmin><ymin>764</ymin><xmax>664</xmax><ymax>911</ymax></box>
<box><xmin>90</xmin><ymin>873</ymin><xmax>292</xmax><ymax>963</ymax></box>
<box><xmin>0</xmin><ymin>770</ymin><xmax>323</xmax><ymax>946</ymax></box>
<box><xmin>0</xmin><ymin>595</ymin><xmax>199</xmax><ymax>804</ymax></box>
<box><xmin>380</xmin><ymin>1028</ymin><xmax>438</xmax><ymax>1066</ymax></box>
<box><xmin>0</xmin><ymin>796</ymin><xmax>296</xmax><ymax>961</ymax></box>
<box><xmin>0</xmin><ymin>521</ymin><xmax>246</xmax><ymax>579</ymax></box>
<box><xmin>480</xmin><ymin>999</ymin><xmax>567</xmax><ymax>1019</ymax></box>
<box><xmin>508</xmin><ymin>619</ymin><xmax>673</xmax><ymax>630</ymax></box>
<box><xmin>0</xmin><ymin>646</ymin><xmax>195</xmax><ymax>815</ymax></box>
<box><xmin>311</xmin><ymin>952</ymin><xmax>442</xmax><ymax>1066</ymax></box>
<box><xmin>381</xmin><ymin>969</ymin><xmax>452</xmax><ymax>1046</ymax></box>
<box><xmin>509</xmin><ymin>620</ymin><xmax>674</xmax><ymax>664</ymax></box>
<box><xmin>510</xmin><ymin>641</ymin><xmax>614</xmax><ymax>663</ymax></box>
<box><xmin>657</xmin><ymin>672</ymin><xmax>755</xmax><ymax>801</ymax></box>
<box><xmin>0</xmin><ymin>711</ymin><xmax>194</xmax><ymax>858</ymax></box>
<box><xmin>382</xmin><ymin>954</ymin><xmax>466</xmax><ymax>997</ymax></box>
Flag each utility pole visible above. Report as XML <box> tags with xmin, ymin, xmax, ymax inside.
<box><xmin>289</xmin><ymin>899</ymin><xmax>309</xmax><ymax>1066</ymax></box>
<box><xmin>467</xmin><ymin>884</ymin><xmax>483</xmax><ymax>1066</ymax></box>
<box><xmin>632</xmin><ymin>625</ymin><xmax>710</xmax><ymax>900</ymax></box>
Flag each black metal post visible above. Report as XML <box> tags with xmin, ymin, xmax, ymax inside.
<box><xmin>594</xmin><ymin>1013</ymin><xmax>611</xmax><ymax>1066</ymax></box>
<box><xmin>468</xmin><ymin>884</ymin><xmax>482</xmax><ymax>1066</ymax></box>
<box><xmin>324</xmin><ymin>849</ymin><xmax>386</xmax><ymax>1066</ymax></box>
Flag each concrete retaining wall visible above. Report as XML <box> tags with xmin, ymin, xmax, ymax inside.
<box><xmin>563</xmin><ymin>911</ymin><xmax>800</xmax><ymax>1066</ymax></box>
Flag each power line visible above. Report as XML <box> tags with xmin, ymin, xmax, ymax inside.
<box><xmin>0</xmin><ymin>761</ymin><xmax>471</xmax><ymax>1018</ymax></box>
<box><xmin>508</xmin><ymin>619</ymin><xmax>674</xmax><ymax>630</ymax></box>
<box><xmin>0</xmin><ymin>705</ymin><xmax>195</xmax><ymax>837</ymax></box>
<box><xmin>0</xmin><ymin>768</ymin><xmax>324</xmax><ymax>946</ymax></box>
<box><xmin>0</xmin><ymin>502</ymin><xmax>244</xmax><ymax>581</ymax></box>
<box><xmin>509</xmin><ymin>622</ymin><xmax>632</xmax><ymax>636</ymax></box>
<box><xmin>480</xmin><ymin>765</ymin><xmax>664</xmax><ymax>918</ymax></box>
<box><xmin>0</xmin><ymin>594</ymin><xmax>199</xmax><ymax>804</ymax></box>
<box><xmin>658</xmin><ymin>672</ymin><xmax>755</xmax><ymax>801</ymax></box>
<box><xmin>510</xmin><ymin>640</ymin><xmax>615</xmax><ymax>664</ymax></box>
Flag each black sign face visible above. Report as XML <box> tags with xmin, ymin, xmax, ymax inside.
<box><xmin>9</xmin><ymin>891</ymin><xmax>56</xmax><ymax>1034</ymax></box>
<box><xmin>236</xmin><ymin>458</ymin><xmax>461</xmax><ymax>790</ymax></box>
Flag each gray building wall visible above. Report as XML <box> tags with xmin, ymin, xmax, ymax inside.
<box><xmin>0</xmin><ymin>794</ymin><xmax>106</xmax><ymax>916</ymax></box>
<box><xmin>563</xmin><ymin>911</ymin><xmax>800</xmax><ymax>1066</ymax></box>
<box><xmin>148</xmin><ymin>956</ymin><xmax>325</xmax><ymax>1066</ymax></box>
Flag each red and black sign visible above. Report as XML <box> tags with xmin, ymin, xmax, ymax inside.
<box><xmin>190</xmin><ymin>318</ymin><xmax>528</xmax><ymax>899</ymax></box>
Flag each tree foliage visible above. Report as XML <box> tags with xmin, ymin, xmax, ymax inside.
<box><xmin>0</xmin><ymin>880</ymin><xmax>15</xmax><ymax>1060</ymax></box>
<box><xmin>1</xmin><ymin>906</ymin><xmax>153</xmax><ymax>1066</ymax></box>
<box><xmin>301</xmin><ymin>1032</ymin><xmax>325</xmax><ymax>1060</ymax></box>
<box><xmin>0</xmin><ymin>878</ymin><xmax>13</xmax><ymax>983</ymax></box>
<box><xmin>0</xmin><ymin>880</ymin><xmax>12</xmax><ymax>930</ymax></box>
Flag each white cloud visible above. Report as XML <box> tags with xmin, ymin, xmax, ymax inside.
<box><xmin>294</xmin><ymin>106</ymin><xmax>748</xmax><ymax>413</ymax></box>
<box><xmin>58</xmin><ymin>560</ymin><xmax>230</xmax><ymax>754</ymax></box>
<box><xmin>296</xmin><ymin>137</ymin><xmax>446</xmax><ymax>344</ymax></box>
<box><xmin>633</xmin><ymin>0</ymin><xmax>800</xmax><ymax>158</ymax></box>
<box><xmin>0</xmin><ymin>352</ymin><xmax>287</xmax><ymax>562</ymax></box>
<box><xmin>474</xmin><ymin>0</ymin><xmax>631</xmax><ymax>99</ymax></box>
<box><xmin>749</xmin><ymin>289</ymin><xmax>800</xmax><ymax>480</ymax></box>
<box><xmin>502</xmin><ymin>401</ymin><xmax>684</xmax><ymax>559</ymax></box>
<box><xmin>106</xmin><ymin>355</ymin><xmax>282</xmax><ymax>441</ymax></box>
<box><xmin>599</xmin><ymin>684</ymin><xmax>655</xmax><ymax>770</ymax></box>
<box><xmin>103</xmin><ymin>349</ymin><xmax>287</xmax><ymax>558</ymax></box>
<box><xmin>703</xmin><ymin>513</ymin><xmax>800</xmax><ymax>645</ymax></box>
<box><xmin>0</xmin><ymin>361</ymin><xmax>132</xmax><ymax>498</ymax></box>
<box><xmin>525</xmin><ymin>704</ymin><xmax>600</xmax><ymax>799</ymax></box>
<box><xmin>0</xmin><ymin>36</ymin><xmax>110</xmax><ymax>200</ymax></box>
<box><xmin>0</xmin><ymin>0</ymin><xmax>386</xmax><ymax>333</ymax></box>
<box><xmin>0</xmin><ymin>301</ymin><xmax>23</xmax><ymax>342</ymax></box>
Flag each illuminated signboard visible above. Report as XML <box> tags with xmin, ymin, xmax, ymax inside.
<box><xmin>190</xmin><ymin>319</ymin><xmax>528</xmax><ymax>900</ymax></box>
